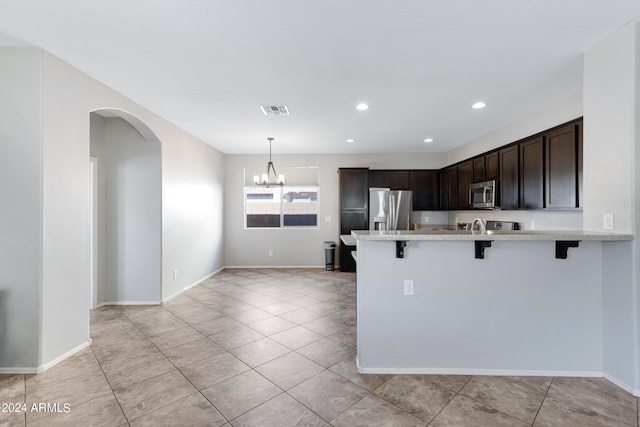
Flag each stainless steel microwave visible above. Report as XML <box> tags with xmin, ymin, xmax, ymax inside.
<box><xmin>469</xmin><ymin>180</ymin><xmax>496</xmax><ymax>209</ymax></box>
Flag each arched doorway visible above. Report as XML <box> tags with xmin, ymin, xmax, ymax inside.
<box><xmin>89</xmin><ymin>108</ymin><xmax>162</xmax><ymax>307</ymax></box>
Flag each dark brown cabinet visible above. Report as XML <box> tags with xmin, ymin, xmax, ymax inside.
<box><xmin>545</xmin><ymin>125</ymin><xmax>577</xmax><ymax>209</ymax></box>
<box><xmin>578</xmin><ymin>122</ymin><xmax>583</xmax><ymax>208</ymax></box>
<box><xmin>388</xmin><ymin>171</ymin><xmax>410</xmax><ymax>190</ymax></box>
<box><xmin>473</xmin><ymin>157</ymin><xmax>486</xmax><ymax>183</ymax></box>
<box><xmin>519</xmin><ymin>137</ymin><xmax>544</xmax><ymax>209</ymax></box>
<box><xmin>457</xmin><ymin>161</ymin><xmax>473</xmax><ymax>209</ymax></box>
<box><xmin>486</xmin><ymin>152</ymin><xmax>499</xmax><ymax>180</ymax></box>
<box><xmin>410</xmin><ymin>171</ymin><xmax>439</xmax><ymax>210</ymax></box>
<box><xmin>439</xmin><ymin>169</ymin><xmax>449</xmax><ymax>210</ymax></box>
<box><xmin>368</xmin><ymin>170</ymin><xmax>388</xmax><ymax>188</ymax></box>
<box><xmin>499</xmin><ymin>145</ymin><xmax>519</xmax><ymax>209</ymax></box>
<box><xmin>338</xmin><ymin>168</ymin><xmax>368</xmax><ymax>272</ymax></box>
<box><xmin>446</xmin><ymin>166</ymin><xmax>459</xmax><ymax>209</ymax></box>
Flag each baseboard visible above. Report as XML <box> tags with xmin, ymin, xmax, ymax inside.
<box><xmin>0</xmin><ymin>340</ymin><xmax>92</xmax><ymax>374</ymax></box>
<box><xmin>223</xmin><ymin>265</ymin><xmax>326</xmax><ymax>269</ymax></box>
<box><xmin>356</xmin><ymin>359</ymin><xmax>603</xmax><ymax>378</ymax></box>
<box><xmin>102</xmin><ymin>300</ymin><xmax>162</xmax><ymax>305</ymax></box>
<box><xmin>604</xmin><ymin>372</ymin><xmax>640</xmax><ymax>397</ymax></box>
<box><xmin>162</xmin><ymin>267</ymin><xmax>224</xmax><ymax>303</ymax></box>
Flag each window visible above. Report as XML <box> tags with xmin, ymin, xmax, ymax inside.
<box><xmin>244</xmin><ymin>167</ymin><xmax>319</xmax><ymax>228</ymax></box>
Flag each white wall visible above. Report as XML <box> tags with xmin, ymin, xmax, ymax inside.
<box><xmin>90</xmin><ymin>115</ymin><xmax>162</xmax><ymax>304</ymax></box>
<box><xmin>0</xmin><ymin>48</ymin><xmax>42</xmax><ymax>371</ymax></box>
<box><xmin>448</xmin><ymin>92</ymin><xmax>583</xmax><ymax>165</ymax></box>
<box><xmin>224</xmin><ymin>152</ymin><xmax>446</xmax><ymax>267</ymax></box>
<box><xmin>583</xmin><ymin>22</ymin><xmax>640</xmax><ymax>395</ymax></box>
<box><xmin>0</xmin><ymin>48</ymin><xmax>225</xmax><ymax>370</ymax></box>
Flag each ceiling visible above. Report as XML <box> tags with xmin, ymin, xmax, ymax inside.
<box><xmin>1</xmin><ymin>1</ymin><xmax>640</xmax><ymax>155</ymax></box>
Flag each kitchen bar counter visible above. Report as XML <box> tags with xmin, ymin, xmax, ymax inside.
<box><xmin>353</xmin><ymin>228</ymin><xmax>635</xmax><ymax>381</ymax></box>
<box><xmin>352</xmin><ymin>229</ymin><xmax>633</xmax><ymax>241</ymax></box>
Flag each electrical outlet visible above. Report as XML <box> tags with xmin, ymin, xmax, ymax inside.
<box><xmin>268</xmin><ymin>250</ymin><xmax>274</xmax><ymax>257</ymax></box>
<box><xmin>422</xmin><ymin>214</ymin><xmax>430</xmax><ymax>223</ymax></box>
<box><xmin>403</xmin><ymin>280</ymin><xmax>414</xmax><ymax>296</ymax></box>
<box><xmin>172</xmin><ymin>269</ymin><xmax>178</xmax><ymax>279</ymax></box>
<box><xmin>603</xmin><ymin>213</ymin><xmax>614</xmax><ymax>230</ymax></box>
<box><xmin>325</xmin><ymin>216</ymin><xmax>331</xmax><ymax>223</ymax></box>
<box><xmin>530</xmin><ymin>220</ymin><xmax>536</xmax><ymax>230</ymax></box>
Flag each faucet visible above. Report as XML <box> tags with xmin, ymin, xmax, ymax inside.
<box><xmin>471</xmin><ymin>218</ymin><xmax>486</xmax><ymax>235</ymax></box>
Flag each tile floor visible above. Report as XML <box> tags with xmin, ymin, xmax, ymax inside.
<box><xmin>1</xmin><ymin>268</ymin><xmax>638</xmax><ymax>426</ymax></box>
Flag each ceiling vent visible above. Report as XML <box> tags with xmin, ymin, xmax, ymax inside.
<box><xmin>260</xmin><ymin>105</ymin><xmax>290</xmax><ymax>115</ymax></box>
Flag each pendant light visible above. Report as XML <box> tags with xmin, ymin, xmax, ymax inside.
<box><xmin>253</xmin><ymin>137</ymin><xmax>285</xmax><ymax>187</ymax></box>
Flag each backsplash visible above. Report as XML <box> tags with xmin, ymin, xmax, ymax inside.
<box><xmin>412</xmin><ymin>209</ymin><xmax>583</xmax><ymax>230</ymax></box>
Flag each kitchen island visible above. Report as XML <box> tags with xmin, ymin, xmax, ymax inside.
<box><xmin>352</xmin><ymin>229</ymin><xmax>632</xmax><ymax>378</ymax></box>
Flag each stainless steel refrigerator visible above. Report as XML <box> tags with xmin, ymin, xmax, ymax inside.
<box><xmin>369</xmin><ymin>189</ymin><xmax>412</xmax><ymax>231</ymax></box>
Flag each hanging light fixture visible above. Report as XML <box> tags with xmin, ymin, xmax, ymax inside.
<box><xmin>253</xmin><ymin>137</ymin><xmax>285</xmax><ymax>186</ymax></box>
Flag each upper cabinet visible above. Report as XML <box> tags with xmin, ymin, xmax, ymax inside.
<box><xmin>339</xmin><ymin>168</ymin><xmax>369</xmax><ymax>211</ymax></box>
<box><xmin>499</xmin><ymin>145</ymin><xmax>519</xmax><ymax>209</ymax></box>
<box><xmin>485</xmin><ymin>152</ymin><xmax>499</xmax><ymax>180</ymax></box>
<box><xmin>473</xmin><ymin>157</ymin><xmax>486</xmax><ymax>183</ymax></box>
<box><xmin>410</xmin><ymin>171</ymin><xmax>439</xmax><ymax>211</ymax></box>
<box><xmin>545</xmin><ymin>124</ymin><xmax>578</xmax><ymax>209</ymax></box>
<box><xmin>519</xmin><ymin>136</ymin><xmax>545</xmax><ymax>209</ymax></box>
<box><xmin>368</xmin><ymin>170</ymin><xmax>388</xmax><ymax>188</ymax></box>
<box><xmin>457</xmin><ymin>161</ymin><xmax>473</xmax><ymax>209</ymax></box>
<box><xmin>388</xmin><ymin>171</ymin><xmax>410</xmax><ymax>190</ymax></box>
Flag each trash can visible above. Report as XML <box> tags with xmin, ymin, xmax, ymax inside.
<box><xmin>324</xmin><ymin>241</ymin><xmax>336</xmax><ymax>271</ymax></box>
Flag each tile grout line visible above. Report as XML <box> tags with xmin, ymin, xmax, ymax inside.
<box><xmin>530</xmin><ymin>376</ymin><xmax>555</xmax><ymax>426</ymax></box>
<box><xmin>425</xmin><ymin>375</ymin><xmax>474</xmax><ymax>426</ymax></box>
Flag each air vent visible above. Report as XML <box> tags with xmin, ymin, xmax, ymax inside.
<box><xmin>260</xmin><ymin>105</ymin><xmax>290</xmax><ymax>115</ymax></box>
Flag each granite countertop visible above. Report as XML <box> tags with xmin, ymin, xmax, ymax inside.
<box><xmin>351</xmin><ymin>229</ymin><xmax>633</xmax><ymax>242</ymax></box>
<box><xmin>340</xmin><ymin>235</ymin><xmax>357</xmax><ymax>246</ymax></box>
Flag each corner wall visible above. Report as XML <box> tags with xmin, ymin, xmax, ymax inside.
<box><xmin>583</xmin><ymin>22</ymin><xmax>640</xmax><ymax>395</ymax></box>
<box><xmin>0</xmin><ymin>48</ymin><xmax>42</xmax><ymax>371</ymax></box>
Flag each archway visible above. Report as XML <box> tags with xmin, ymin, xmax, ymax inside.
<box><xmin>90</xmin><ymin>108</ymin><xmax>162</xmax><ymax>306</ymax></box>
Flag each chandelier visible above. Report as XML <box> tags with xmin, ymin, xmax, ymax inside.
<box><xmin>253</xmin><ymin>137</ymin><xmax>285</xmax><ymax>187</ymax></box>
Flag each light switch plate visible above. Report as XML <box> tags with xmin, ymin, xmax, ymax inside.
<box><xmin>403</xmin><ymin>280</ymin><xmax>414</xmax><ymax>296</ymax></box>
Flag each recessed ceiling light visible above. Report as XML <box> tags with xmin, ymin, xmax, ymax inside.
<box><xmin>424</xmin><ymin>138</ymin><xmax>434</xmax><ymax>143</ymax></box>
<box><xmin>356</xmin><ymin>103</ymin><xmax>369</xmax><ymax>111</ymax></box>
<box><xmin>471</xmin><ymin>102</ymin><xmax>487</xmax><ymax>109</ymax></box>
<box><xmin>346</xmin><ymin>139</ymin><xmax>355</xmax><ymax>143</ymax></box>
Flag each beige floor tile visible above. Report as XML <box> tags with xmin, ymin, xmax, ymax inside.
<box><xmin>547</xmin><ymin>377</ymin><xmax>637</xmax><ymax>426</ymax></box>
<box><xmin>306</xmin><ymin>301</ymin><xmax>342</xmax><ymax>316</ymax></box>
<box><xmin>255</xmin><ymin>352</ymin><xmax>325</xmax><ymax>390</ymax></box>
<box><xmin>201</xmin><ymin>370</ymin><xmax>282</xmax><ymax>420</ymax></box>
<box><xmin>162</xmin><ymin>337</ymin><xmax>226</xmax><ymax>367</ymax></box>
<box><xmin>460</xmin><ymin>376</ymin><xmax>547</xmax><ymax>424</ymax></box>
<box><xmin>328</xmin><ymin>359</ymin><xmax>392</xmax><ymax>391</ymax></box>
<box><xmin>533</xmin><ymin>395</ymin><xmax>632</xmax><ymax>427</ymax></box>
<box><xmin>28</xmin><ymin>393</ymin><xmax>126</xmax><ymax>427</ymax></box>
<box><xmin>416</xmin><ymin>374</ymin><xmax>472</xmax><ymax>393</ymax></box>
<box><xmin>179</xmin><ymin>352</ymin><xmax>250</xmax><ymax>390</ymax></box>
<box><xmin>502</xmin><ymin>376</ymin><xmax>554</xmax><ymax>394</ymax></box>
<box><xmin>229</xmin><ymin>338</ymin><xmax>290</xmax><ymax>368</ymax></box>
<box><xmin>269</xmin><ymin>326</ymin><xmax>324</xmax><ymax>350</ymax></box>
<box><xmin>162</xmin><ymin>299</ymin><xmax>209</xmax><ymax>316</ymax></box>
<box><xmin>374</xmin><ymin>375</ymin><xmax>455</xmax><ymax>423</ymax></box>
<box><xmin>296</xmin><ymin>338</ymin><xmax>354</xmax><ymax>368</ymax></box>
<box><xmin>0</xmin><ymin>375</ymin><xmax>24</xmax><ymax>399</ymax></box>
<box><xmin>289</xmin><ymin>370</ymin><xmax>368</xmax><ymax>421</ymax></box>
<box><xmin>236</xmin><ymin>295</ymin><xmax>281</xmax><ymax>307</ymax></box>
<box><xmin>209</xmin><ymin>325</ymin><xmax>265</xmax><ymax>350</ymax></box>
<box><xmin>287</xmin><ymin>295</ymin><xmax>323</xmax><ymax>308</ymax></box>
<box><xmin>114</xmin><ymin>369</ymin><xmax>197</xmax><ymax>421</ymax></box>
<box><xmin>259</xmin><ymin>302</ymin><xmax>299</xmax><ymax>316</ymax></box>
<box><xmin>129</xmin><ymin>392</ymin><xmax>226</xmax><ymax>427</ymax></box>
<box><xmin>230</xmin><ymin>393</ymin><xmax>325</xmax><ymax>427</ymax></box>
<box><xmin>278</xmin><ymin>308</ymin><xmax>325</xmax><ymax>325</ymax></box>
<box><xmin>192</xmin><ymin>316</ymin><xmax>243</xmax><ymax>336</ymax></box>
<box><xmin>327</xmin><ymin>325</ymin><xmax>356</xmax><ymax>346</ymax></box>
<box><xmin>330</xmin><ymin>394</ymin><xmax>425</xmax><ymax>427</ymax></box>
<box><xmin>146</xmin><ymin>324</ymin><xmax>205</xmax><ymax>350</ymax></box>
<box><xmin>0</xmin><ymin>403</ymin><xmax>26</xmax><ymax>427</ymax></box>
<box><xmin>209</xmin><ymin>300</ymin><xmax>255</xmax><ymax>316</ymax></box>
<box><xmin>136</xmin><ymin>316</ymin><xmax>188</xmax><ymax>336</ymax></box>
<box><xmin>228</xmin><ymin>308</ymin><xmax>274</xmax><ymax>324</ymax></box>
<box><xmin>92</xmin><ymin>339</ymin><xmax>159</xmax><ymax>367</ymax></box>
<box><xmin>301</xmin><ymin>317</ymin><xmax>345</xmax><ymax>336</ymax></box>
<box><xmin>247</xmin><ymin>317</ymin><xmax>296</xmax><ymax>336</ymax></box>
<box><xmin>101</xmin><ymin>351</ymin><xmax>174</xmax><ymax>390</ymax></box>
<box><xmin>178</xmin><ymin>308</ymin><xmax>225</xmax><ymax>325</ymax></box>
<box><xmin>430</xmin><ymin>395</ymin><xmax>529</xmax><ymax>427</ymax></box>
